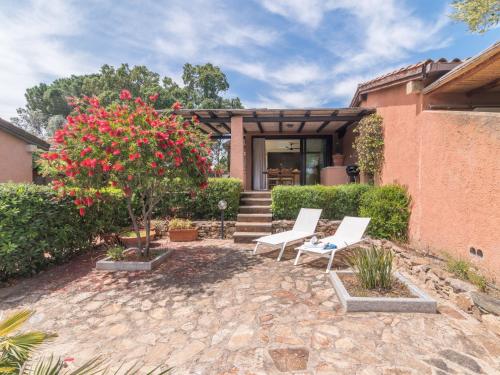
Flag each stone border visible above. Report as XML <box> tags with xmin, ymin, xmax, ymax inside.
<box><xmin>329</xmin><ymin>270</ymin><xmax>437</xmax><ymax>313</ymax></box>
<box><xmin>96</xmin><ymin>248</ymin><xmax>172</xmax><ymax>271</ymax></box>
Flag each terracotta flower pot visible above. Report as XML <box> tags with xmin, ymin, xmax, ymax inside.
<box><xmin>333</xmin><ymin>154</ymin><xmax>344</xmax><ymax>166</ymax></box>
<box><xmin>169</xmin><ymin>228</ymin><xmax>198</xmax><ymax>242</ymax></box>
<box><xmin>119</xmin><ymin>230</ymin><xmax>154</xmax><ymax>248</ymax></box>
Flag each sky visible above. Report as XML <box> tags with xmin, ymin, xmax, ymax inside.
<box><xmin>0</xmin><ymin>0</ymin><xmax>498</xmax><ymax>119</ymax></box>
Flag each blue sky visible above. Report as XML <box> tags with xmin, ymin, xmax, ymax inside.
<box><xmin>0</xmin><ymin>0</ymin><xmax>498</xmax><ymax>118</ymax></box>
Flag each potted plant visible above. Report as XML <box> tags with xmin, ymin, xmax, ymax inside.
<box><xmin>333</xmin><ymin>153</ymin><xmax>344</xmax><ymax>166</ymax></box>
<box><xmin>168</xmin><ymin>218</ymin><xmax>198</xmax><ymax>242</ymax></box>
<box><xmin>119</xmin><ymin>228</ymin><xmax>155</xmax><ymax>248</ymax></box>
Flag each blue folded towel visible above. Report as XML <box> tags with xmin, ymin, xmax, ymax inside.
<box><xmin>323</xmin><ymin>242</ymin><xmax>337</xmax><ymax>250</ymax></box>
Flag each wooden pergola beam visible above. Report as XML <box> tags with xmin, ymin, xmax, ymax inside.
<box><xmin>316</xmin><ymin>111</ymin><xmax>339</xmax><ymax>133</ymax></box>
<box><xmin>208</xmin><ymin>110</ymin><xmax>231</xmax><ymax>133</ymax></box>
<box><xmin>298</xmin><ymin>110</ymin><xmax>311</xmax><ymax>133</ymax></box>
<box><xmin>278</xmin><ymin>110</ymin><xmax>283</xmax><ymax>133</ymax></box>
<box><xmin>191</xmin><ymin>111</ymin><xmax>221</xmax><ymax>135</ymax></box>
<box><xmin>253</xmin><ymin>111</ymin><xmax>264</xmax><ymax>133</ymax></box>
<box><xmin>192</xmin><ymin>115</ymin><xmax>366</xmax><ymax>123</ymax></box>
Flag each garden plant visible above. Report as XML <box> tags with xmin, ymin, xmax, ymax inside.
<box><xmin>41</xmin><ymin>91</ymin><xmax>212</xmax><ymax>257</ymax></box>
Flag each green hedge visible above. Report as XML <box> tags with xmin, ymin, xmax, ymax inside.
<box><xmin>0</xmin><ymin>184</ymin><xmax>128</xmax><ymax>280</ymax></box>
<box><xmin>152</xmin><ymin>178</ymin><xmax>243</xmax><ymax>220</ymax></box>
<box><xmin>272</xmin><ymin>183</ymin><xmax>411</xmax><ymax>241</ymax></box>
<box><xmin>359</xmin><ymin>184</ymin><xmax>411</xmax><ymax>241</ymax></box>
<box><xmin>272</xmin><ymin>184</ymin><xmax>372</xmax><ymax>220</ymax></box>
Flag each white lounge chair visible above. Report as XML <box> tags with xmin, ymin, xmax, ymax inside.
<box><xmin>294</xmin><ymin>216</ymin><xmax>370</xmax><ymax>273</ymax></box>
<box><xmin>253</xmin><ymin>208</ymin><xmax>322</xmax><ymax>262</ymax></box>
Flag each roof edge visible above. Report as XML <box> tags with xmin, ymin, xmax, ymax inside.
<box><xmin>0</xmin><ymin>118</ymin><xmax>50</xmax><ymax>150</ymax></box>
<box><xmin>422</xmin><ymin>41</ymin><xmax>500</xmax><ymax>94</ymax></box>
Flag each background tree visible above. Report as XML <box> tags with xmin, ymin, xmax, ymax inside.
<box><xmin>12</xmin><ymin>63</ymin><xmax>242</xmax><ymax>138</ymax></box>
<box><xmin>450</xmin><ymin>0</ymin><xmax>499</xmax><ymax>33</ymax></box>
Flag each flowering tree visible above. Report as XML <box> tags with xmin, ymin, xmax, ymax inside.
<box><xmin>41</xmin><ymin>90</ymin><xmax>212</xmax><ymax>256</ymax></box>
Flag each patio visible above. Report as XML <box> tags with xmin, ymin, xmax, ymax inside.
<box><xmin>1</xmin><ymin>240</ymin><xmax>499</xmax><ymax>374</ymax></box>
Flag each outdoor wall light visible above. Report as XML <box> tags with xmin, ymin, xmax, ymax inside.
<box><xmin>218</xmin><ymin>199</ymin><xmax>227</xmax><ymax>239</ymax></box>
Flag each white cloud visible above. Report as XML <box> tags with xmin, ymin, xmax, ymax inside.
<box><xmin>154</xmin><ymin>0</ymin><xmax>278</xmax><ymax>60</ymax></box>
<box><xmin>0</xmin><ymin>0</ymin><xmax>95</xmax><ymax>118</ymax></box>
<box><xmin>254</xmin><ymin>0</ymin><xmax>451</xmax><ymax>106</ymax></box>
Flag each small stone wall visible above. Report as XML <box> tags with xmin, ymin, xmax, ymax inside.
<box><xmin>272</xmin><ymin>219</ymin><xmax>341</xmax><ymax>238</ymax></box>
<box><xmin>194</xmin><ymin>220</ymin><xmax>236</xmax><ymax>239</ymax></box>
<box><xmin>372</xmin><ymin>239</ymin><xmax>500</xmax><ymax>334</ymax></box>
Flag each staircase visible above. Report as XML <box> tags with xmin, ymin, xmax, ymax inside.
<box><xmin>233</xmin><ymin>191</ymin><xmax>273</xmax><ymax>243</ymax></box>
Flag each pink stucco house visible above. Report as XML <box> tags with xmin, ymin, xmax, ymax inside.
<box><xmin>0</xmin><ymin>118</ymin><xmax>50</xmax><ymax>183</ymax></box>
<box><xmin>175</xmin><ymin>41</ymin><xmax>500</xmax><ymax>276</ymax></box>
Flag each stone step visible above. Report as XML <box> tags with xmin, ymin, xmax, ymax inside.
<box><xmin>233</xmin><ymin>232</ymin><xmax>268</xmax><ymax>243</ymax></box>
<box><xmin>240</xmin><ymin>198</ymin><xmax>272</xmax><ymax>206</ymax></box>
<box><xmin>239</xmin><ymin>205</ymin><xmax>272</xmax><ymax>214</ymax></box>
<box><xmin>235</xmin><ymin>222</ymin><xmax>273</xmax><ymax>232</ymax></box>
<box><xmin>237</xmin><ymin>213</ymin><xmax>273</xmax><ymax>222</ymax></box>
<box><xmin>241</xmin><ymin>191</ymin><xmax>271</xmax><ymax>199</ymax></box>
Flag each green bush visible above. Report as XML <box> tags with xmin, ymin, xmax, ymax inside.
<box><xmin>348</xmin><ymin>246</ymin><xmax>393</xmax><ymax>290</ymax></box>
<box><xmin>271</xmin><ymin>184</ymin><xmax>372</xmax><ymax>220</ymax></box>
<box><xmin>359</xmin><ymin>184</ymin><xmax>411</xmax><ymax>241</ymax></box>
<box><xmin>152</xmin><ymin>178</ymin><xmax>242</xmax><ymax>220</ymax></box>
<box><xmin>0</xmin><ymin>183</ymin><xmax>127</xmax><ymax>280</ymax></box>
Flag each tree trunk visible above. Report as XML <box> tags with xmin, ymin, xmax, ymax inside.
<box><xmin>126</xmin><ymin>197</ymin><xmax>142</xmax><ymax>255</ymax></box>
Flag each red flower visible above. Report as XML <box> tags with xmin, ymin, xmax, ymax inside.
<box><xmin>172</xmin><ymin>101</ymin><xmax>182</xmax><ymax>110</ymax></box>
<box><xmin>155</xmin><ymin>151</ymin><xmax>164</xmax><ymax>159</ymax></box>
<box><xmin>149</xmin><ymin>93</ymin><xmax>159</xmax><ymax>102</ymax></box>
<box><xmin>127</xmin><ymin>174</ymin><xmax>133</xmax><ymax>181</ymax></box>
<box><xmin>79</xmin><ymin>207</ymin><xmax>86</xmax><ymax>216</ymax></box>
<box><xmin>129</xmin><ymin>153</ymin><xmax>140</xmax><ymax>161</ymax></box>
<box><xmin>119</xmin><ymin>89</ymin><xmax>132</xmax><ymax>100</ymax></box>
<box><xmin>150</xmin><ymin>161</ymin><xmax>157</xmax><ymax>168</ymax></box>
<box><xmin>80</xmin><ymin>147</ymin><xmax>92</xmax><ymax>157</ymax></box>
<box><xmin>112</xmin><ymin>149</ymin><xmax>121</xmax><ymax>156</ymax></box>
<box><xmin>112</xmin><ymin>162</ymin><xmax>124</xmax><ymax>171</ymax></box>
<box><xmin>88</xmin><ymin>97</ymin><xmax>99</xmax><ymax>107</ymax></box>
<box><xmin>135</xmin><ymin>97</ymin><xmax>145</xmax><ymax>105</ymax></box>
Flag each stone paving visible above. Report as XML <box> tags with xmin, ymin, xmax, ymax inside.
<box><xmin>1</xmin><ymin>240</ymin><xmax>499</xmax><ymax>374</ymax></box>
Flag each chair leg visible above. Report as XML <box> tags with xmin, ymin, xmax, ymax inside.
<box><xmin>326</xmin><ymin>251</ymin><xmax>336</xmax><ymax>273</ymax></box>
<box><xmin>277</xmin><ymin>242</ymin><xmax>287</xmax><ymax>261</ymax></box>
<box><xmin>253</xmin><ymin>242</ymin><xmax>260</xmax><ymax>255</ymax></box>
<box><xmin>294</xmin><ymin>249</ymin><xmax>302</xmax><ymax>266</ymax></box>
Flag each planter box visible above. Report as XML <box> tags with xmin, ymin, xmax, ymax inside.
<box><xmin>329</xmin><ymin>270</ymin><xmax>437</xmax><ymax>313</ymax></box>
<box><xmin>119</xmin><ymin>230</ymin><xmax>154</xmax><ymax>248</ymax></box>
<box><xmin>96</xmin><ymin>248</ymin><xmax>172</xmax><ymax>271</ymax></box>
<box><xmin>169</xmin><ymin>228</ymin><xmax>198</xmax><ymax>242</ymax></box>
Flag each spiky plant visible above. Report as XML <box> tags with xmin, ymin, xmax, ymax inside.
<box><xmin>1</xmin><ymin>310</ymin><xmax>171</xmax><ymax>375</ymax></box>
<box><xmin>0</xmin><ymin>310</ymin><xmax>56</xmax><ymax>373</ymax></box>
<box><xmin>347</xmin><ymin>246</ymin><xmax>394</xmax><ymax>290</ymax></box>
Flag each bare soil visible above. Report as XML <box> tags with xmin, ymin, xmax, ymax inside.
<box><xmin>339</xmin><ymin>273</ymin><xmax>416</xmax><ymax>298</ymax></box>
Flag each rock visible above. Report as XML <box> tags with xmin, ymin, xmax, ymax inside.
<box><xmin>439</xmin><ymin>349</ymin><xmax>482</xmax><ymax>373</ymax></box>
<box><xmin>84</xmin><ymin>301</ymin><xmax>104</xmax><ymax>311</ymax></box>
<box><xmin>140</xmin><ymin>299</ymin><xmax>153</xmax><ymax>311</ymax></box>
<box><xmin>481</xmin><ymin>314</ymin><xmax>500</xmax><ymax>336</ymax></box>
<box><xmin>227</xmin><ymin>325</ymin><xmax>254</xmax><ymax>350</ymax></box>
<box><xmin>438</xmin><ymin>305</ymin><xmax>466</xmax><ymax>320</ymax></box>
<box><xmin>335</xmin><ymin>337</ymin><xmax>355</xmax><ymax>350</ymax></box>
<box><xmin>296</xmin><ymin>279</ymin><xmax>309</xmax><ymax>293</ymax></box>
<box><xmin>423</xmin><ymin>358</ymin><xmax>454</xmax><ymax>373</ymax></box>
<box><xmin>446</xmin><ymin>278</ymin><xmax>477</xmax><ymax>294</ymax></box>
<box><xmin>168</xmin><ymin>340</ymin><xmax>205</xmax><ymax>366</ymax></box>
<box><xmin>453</xmin><ymin>293</ymin><xmax>474</xmax><ymax>312</ymax></box>
<box><xmin>471</xmin><ymin>292</ymin><xmax>500</xmax><ymax>316</ymax></box>
<box><xmin>107</xmin><ymin>323</ymin><xmax>129</xmax><ymax>336</ymax></box>
<box><xmin>311</xmin><ymin>331</ymin><xmax>333</xmax><ymax>349</ymax></box>
<box><xmin>259</xmin><ymin>314</ymin><xmax>274</xmax><ymax>324</ymax></box>
<box><xmin>268</xmin><ymin>348</ymin><xmax>309</xmax><ymax>372</ymax></box>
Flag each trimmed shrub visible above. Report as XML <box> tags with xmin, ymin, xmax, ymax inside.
<box><xmin>0</xmin><ymin>184</ymin><xmax>127</xmax><ymax>280</ymax></box>
<box><xmin>359</xmin><ymin>184</ymin><xmax>411</xmax><ymax>241</ymax></box>
<box><xmin>272</xmin><ymin>184</ymin><xmax>372</xmax><ymax>220</ymax></box>
<box><xmin>151</xmin><ymin>178</ymin><xmax>242</xmax><ymax>220</ymax></box>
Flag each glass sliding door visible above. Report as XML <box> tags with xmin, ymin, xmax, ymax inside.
<box><xmin>304</xmin><ymin>138</ymin><xmax>327</xmax><ymax>185</ymax></box>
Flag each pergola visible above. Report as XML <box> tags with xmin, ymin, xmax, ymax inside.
<box><xmin>173</xmin><ymin>107</ymin><xmax>375</xmax><ymax>137</ymax></box>
<box><xmin>173</xmin><ymin>107</ymin><xmax>375</xmax><ymax>188</ymax></box>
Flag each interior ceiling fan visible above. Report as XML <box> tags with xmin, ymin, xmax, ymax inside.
<box><xmin>282</xmin><ymin>141</ymin><xmax>300</xmax><ymax>151</ymax></box>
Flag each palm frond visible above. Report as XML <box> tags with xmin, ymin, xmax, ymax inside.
<box><xmin>0</xmin><ymin>310</ymin><xmax>33</xmax><ymax>337</ymax></box>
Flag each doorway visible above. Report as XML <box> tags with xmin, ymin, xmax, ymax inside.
<box><xmin>252</xmin><ymin>136</ymin><xmax>331</xmax><ymax>190</ymax></box>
